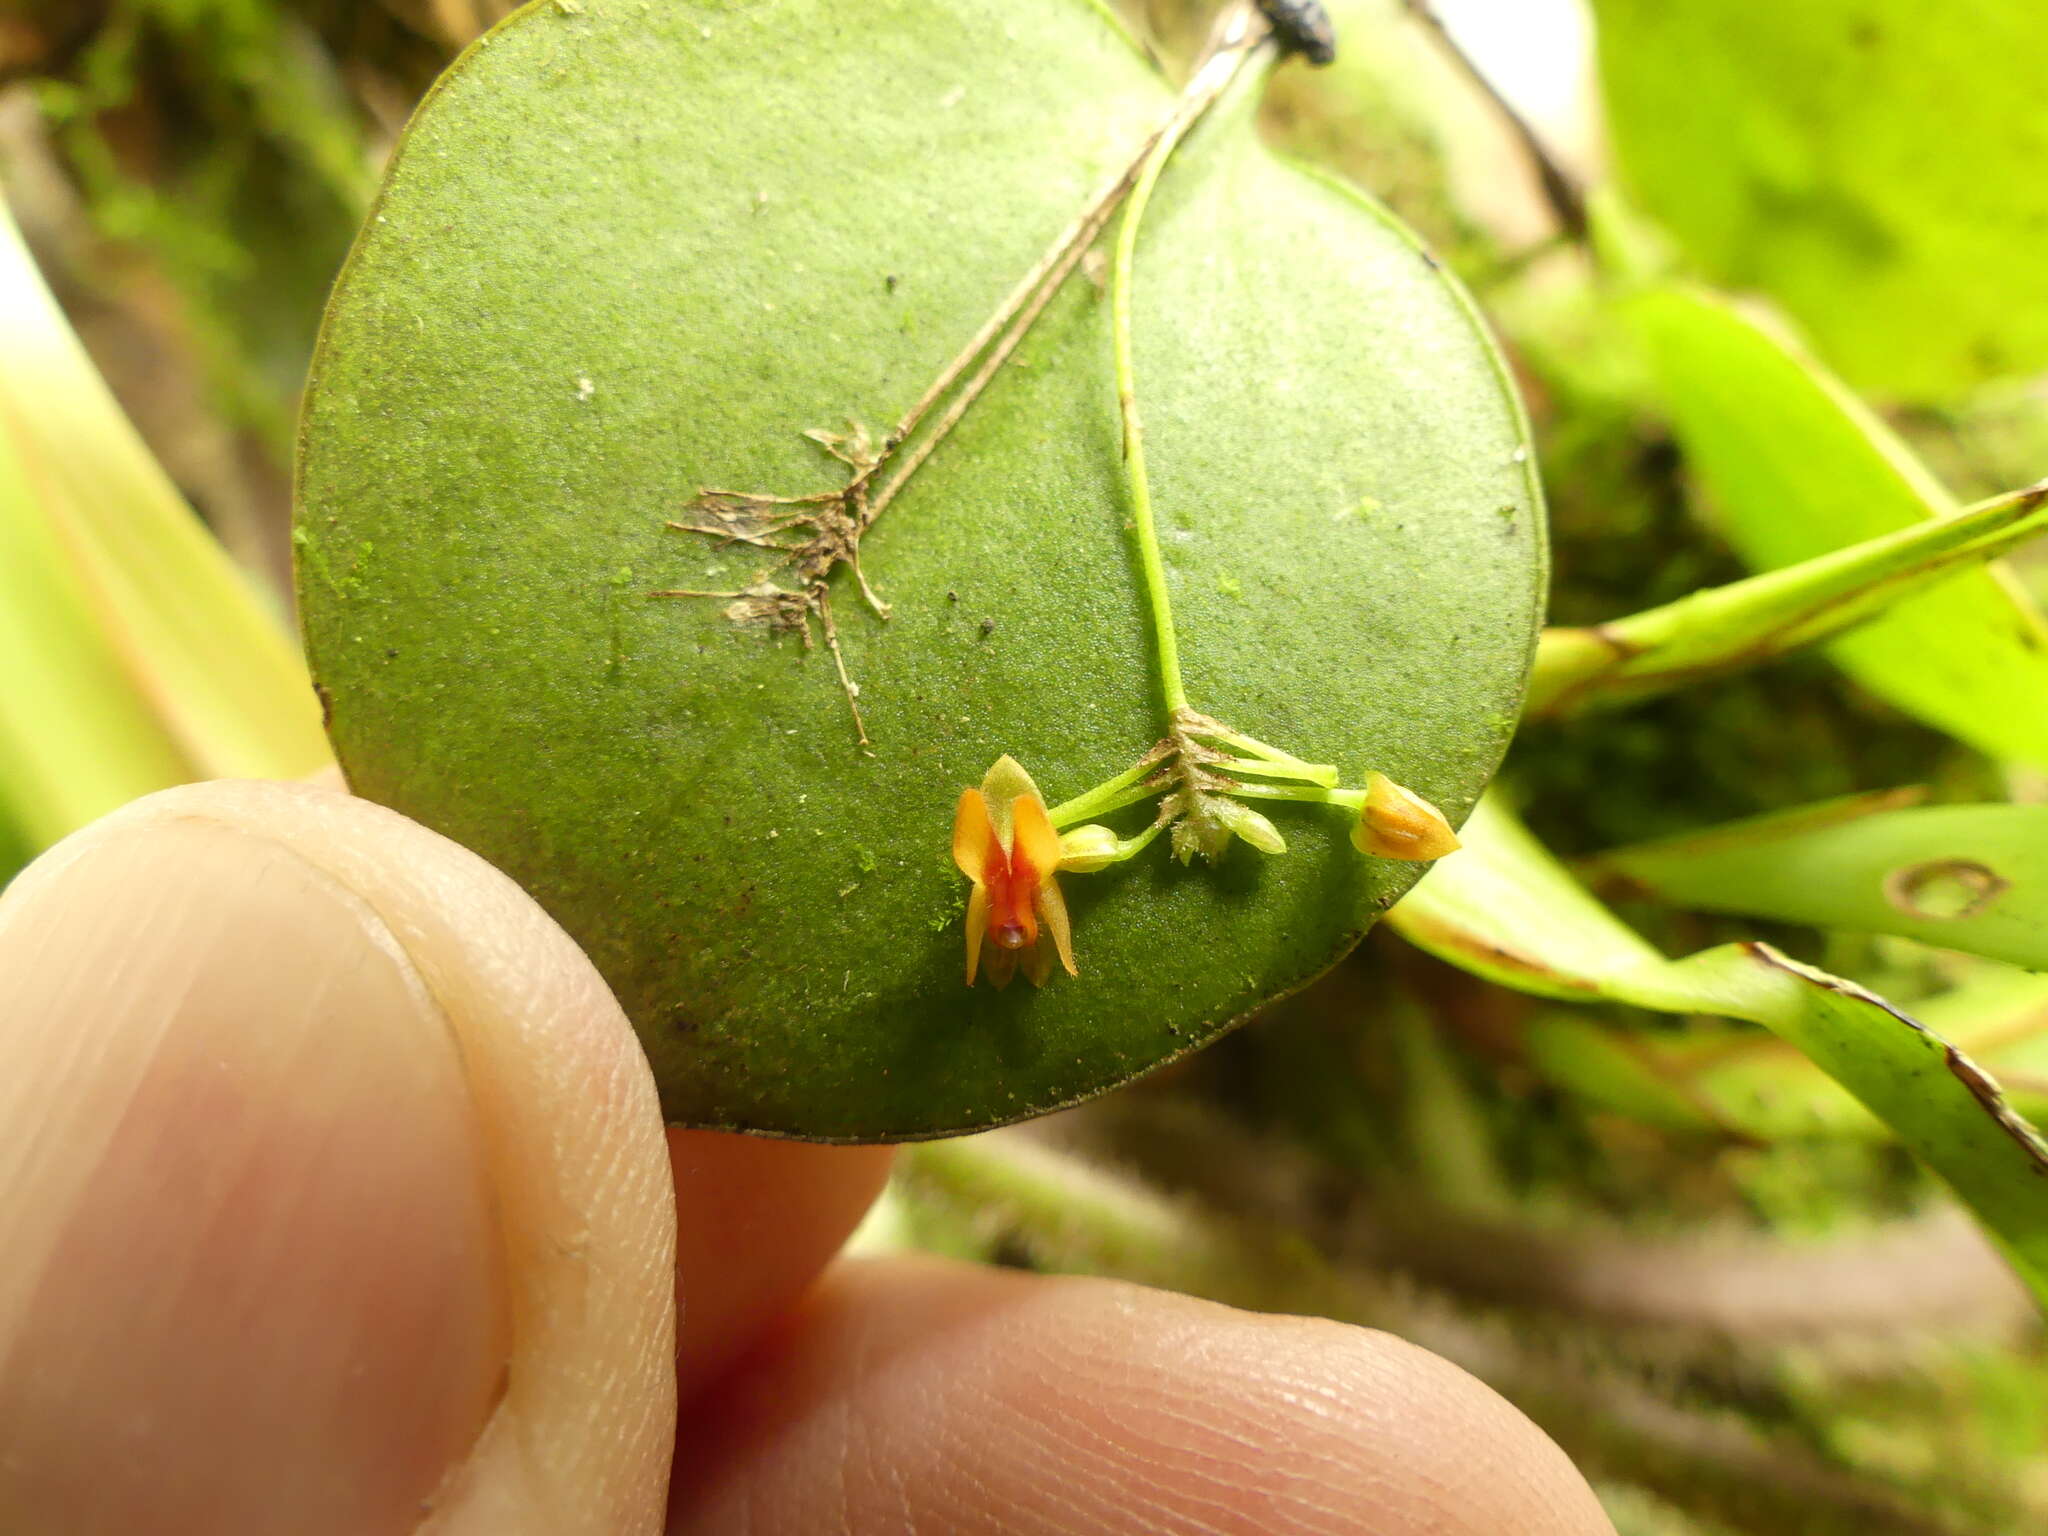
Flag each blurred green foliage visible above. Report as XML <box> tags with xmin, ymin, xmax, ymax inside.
<box><xmin>5</xmin><ymin>0</ymin><xmax>2048</xmax><ymax>1527</ymax></box>
<box><xmin>1593</xmin><ymin>0</ymin><xmax>2048</xmax><ymax>401</ymax></box>
<box><xmin>29</xmin><ymin>0</ymin><xmax>373</xmax><ymax>447</ymax></box>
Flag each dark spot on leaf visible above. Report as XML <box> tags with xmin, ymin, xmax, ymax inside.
<box><xmin>1637</xmin><ymin>435</ymin><xmax>1680</xmax><ymax>480</ymax></box>
<box><xmin>1745</xmin><ymin>176</ymin><xmax>1895</xmax><ymax>271</ymax></box>
<box><xmin>987</xmin><ymin>1233</ymin><xmax>1037</xmax><ymax>1269</ymax></box>
<box><xmin>1882</xmin><ymin>858</ymin><xmax>2009</xmax><ymax>921</ymax></box>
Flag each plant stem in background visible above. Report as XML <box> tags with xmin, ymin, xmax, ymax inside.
<box><xmin>1527</xmin><ymin>477</ymin><xmax>2048</xmax><ymax>718</ymax></box>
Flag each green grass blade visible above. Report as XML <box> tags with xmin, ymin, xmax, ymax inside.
<box><xmin>1387</xmin><ymin>794</ymin><xmax>2048</xmax><ymax>1306</ymax></box>
<box><xmin>0</xmin><ymin>196</ymin><xmax>329</xmax><ymax>786</ymax></box>
<box><xmin>1529</xmin><ymin>478</ymin><xmax>2048</xmax><ymax>718</ymax></box>
<box><xmin>0</xmin><ymin>412</ymin><xmax>194</xmax><ymax>844</ymax></box>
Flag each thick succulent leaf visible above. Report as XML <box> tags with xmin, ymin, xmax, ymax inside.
<box><xmin>297</xmin><ymin>0</ymin><xmax>1544</xmax><ymax>1139</ymax></box>
<box><xmin>1528</xmin><ymin>479</ymin><xmax>2048</xmax><ymax>718</ymax></box>
<box><xmin>1633</xmin><ymin>285</ymin><xmax>2048</xmax><ymax>766</ymax></box>
<box><xmin>1591</xmin><ymin>0</ymin><xmax>2048</xmax><ymax>400</ymax></box>
<box><xmin>1387</xmin><ymin>795</ymin><xmax>2048</xmax><ymax>1305</ymax></box>
<box><xmin>1594</xmin><ymin>800</ymin><xmax>2048</xmax><ymax>971</ymax></box>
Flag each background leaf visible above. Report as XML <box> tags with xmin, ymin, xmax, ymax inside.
<box><xmin>1591</xmin><ymin>0</ymin><xmax>2048</xmax><ymax>400</ymax></box>
<box><xmin>0</xmin><ymin>195</ymin><xmax>327</xmax><ymax>851</ymax></box>
<box><xmin>1527</xmin><ymin>478</ymin><xmax>2048</xmax><ymax>719</ymax></box>
<box><xmin>1595</xmin><ymin>800</ymin><xmax>2048</xmax><ymax>971</ymax></box>
<box><xmin>1527</xmin><ymin>963</ymin><xmax>2048</xmax><ymax>1143</ymax></box>
<box><xmin>0</xmin><ymin>199</ymin><xmax>329</xmax><ymax>788</ymax></box>
<box><xmin>296</xmin><ymin>0</ymin><xmax>1544</xmax><ymax>1139</ymax></box>
<box><xmin>1632</xmin><ymin>284</ymin><xmax>2048</xmax><ymax>767</ymax></box>
<box><xmin>1388</xmin><ymin>795</ymin><xmax>2048</xmax><ymax>1305</ymax></box>
<box><xmin>0</xmin><ymin>404</ymin><xmax>194</xmax><ymax>843</ymax></box>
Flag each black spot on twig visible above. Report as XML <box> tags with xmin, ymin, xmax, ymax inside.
<box><xmin>1255</xmin><ymin>0</ymin><xmax>1337</xmax><ymax>65</ymax></box>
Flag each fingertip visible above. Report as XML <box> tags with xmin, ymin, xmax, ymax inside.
<box><xmin>673</xmin><ymin>1256</ymin><xmax>1613</xmax><ymax>1536</ymax></box>
<box><xmin>0</xmin><ymin>795</ymin><xmax>509</xmax><ymax>1536</ymax></box>
<box><xmin>0</xmin><ymin>781</ymin><xmax>679</xmax><ymax>1536</ymax></box>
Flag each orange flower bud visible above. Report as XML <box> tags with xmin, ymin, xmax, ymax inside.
<box><xmin>1353</xmin><ymin>772</ymin><xmax>1460</xmax><ymax>862</ymax></box>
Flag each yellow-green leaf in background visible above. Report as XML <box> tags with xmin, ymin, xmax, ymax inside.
<box><xmin>1632</xmin><ymin>285</ymin><xmax>2048</xmax><ymax>767</ymax></box>
<box><xmin>1527</xmin><ymin>959</ymin><xmax>2048</xmax><ymax>1145</ymax></box>
<box><xmin>1592</xmin><ymin>0</ymin><xmax>2048</xmax><ymax>401</ymax></box>
<box><xmin>0</xmin><ymin>408</ymin><xmax>193</xmax><ymax>844</ymax></box>
<box><xmin>1592</xmin><ymin>799</ymin><xmax>2048</xmax><ymax>972</ymax></box>
<box><xmin>1386</xmin><ymin>794</ymin><xmax>2048</xmax><ymax>1306</ymax></box>
<box><xmin>0</xmin><ymin>195</ymin><xmax>329</xmax><ymax>846</ymax></box>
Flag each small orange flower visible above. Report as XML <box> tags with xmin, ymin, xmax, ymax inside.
<box><xmin>952</xmin><ymin>756</ymin><xmax>1077</xmax><ymax>988</ymax></box>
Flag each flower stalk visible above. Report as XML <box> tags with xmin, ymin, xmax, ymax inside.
<box><xmin>941</xmin><ymin>0</ymin><xmax>1457</xmax><ymax>987</ymax></box>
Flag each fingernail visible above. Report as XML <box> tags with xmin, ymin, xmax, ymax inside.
<box><xmin>0</xmin><ymin>815</ymin><xmax>508</xmax><ymax>1536</ymax></box>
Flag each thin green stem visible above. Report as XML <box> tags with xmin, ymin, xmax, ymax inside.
<box><xmin>1111</xmin><ymin>26</ymin><xmax>1270</xmax><ymax>720</ymax></box>
<box><xmin>1111</xmin><ymin>141</ymin><xmax>1182</xmax><ymax>712</ymax></box>
<box><xmin>1048</xmin><ymin>756</ymin><xmax>1170</xmax><ymax>827</ymax></box>
<box><xmin>1105</xmin><ymin>819</ymin><xmax>1168</xmax><ymax>864</ymax></box>
<box><xmin>1090</xmin><ymin>783</ymin><xmax>1173</xmax><ymax>821</ymax></box>
<box><xmin>1225</xmin><ymin>780</ymin><xmax>1366</xmax><ymax>812</ymax></box>
<box><xmin>1213</xmin><ymin>755</ymin><xmax>1340</xmax><ymax>785</ymax></box>
<box><xmin>1208</xmin><ymin>729</ymin><xmax>1339</xmax><ymax>784</ymax></box>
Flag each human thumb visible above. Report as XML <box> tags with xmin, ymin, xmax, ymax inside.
<box><xmin>0</xmin><ymin>780</ymin><xmax>677</xmax><ymax>1536</ymax></box>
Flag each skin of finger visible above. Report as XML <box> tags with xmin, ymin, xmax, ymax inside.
<box><xmin>670</xmin><ymin>1256</ymin><xmax>1617</xmax><ymax>1536</ymax></box>
<box><xmin>0</xmin><ymin>811</ymin><xmax>509</xmax><ymax>1536</ymax></box>
<box><xmin>668</xmin><ymin>1128</ymin><xmax>896</xmax><ymax>1397</ymax></box>
<box><xmin>0</xmin><ymin>780</ymin><xmax>679</xmax><ymax>1536</ymax></box>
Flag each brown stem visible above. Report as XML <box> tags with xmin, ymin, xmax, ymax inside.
<box><xmin>814</xmin><ymin>585</ymin><xmax>871</xmax><ymax>748</ymax></box>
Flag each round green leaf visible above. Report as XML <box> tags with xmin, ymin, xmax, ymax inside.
<box><xmin>296</xmin><ymin>0</ymin><xmax>1542</xmax><ymax>1140</ymax></box>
